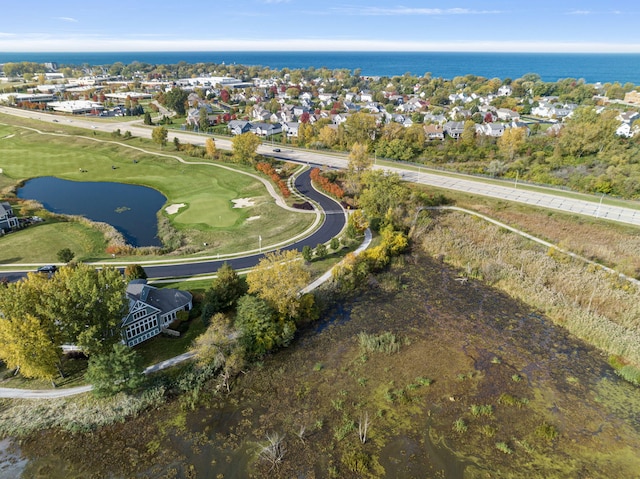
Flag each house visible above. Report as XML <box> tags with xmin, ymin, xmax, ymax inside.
<box><xmin>423</xmin><ymin>123</ymin><xmax>444</xmax><ymax>141</ymax></box>
<box><xmin>475</xmin><ymin>123</ymin><xmax>505</xmax><ymax>137</ymax></box>
<box><xmin>497</xmin><ymin>85</ymin><xmax>513</xmax><ymax>96</ymax></box>
<box><xmin>443</xmin><ymin>121</ymin><xmax>466</xmax><ymax>139</ymax></box>
<box><xmin>250</xmin><ymin>122</ymin><xmax>282</xmax><ymax>137</ymax></box>
<box><xmin>496</xmin><ymin>108</ymin><xmax>519</xmax><ymax>121</ymax></box>
<box><xmin>0</xmin><ymin>202</ymin><xmax>19</xmax><ymax>232</ymax></box>
<box><xmin>122</xmin><ymin>280</ymin><xmax>193</xmax><ymax>347</ymax></box>
<box><xmin>228</xmin><ymin>120</ymin><xmax>252</xmax><ymax>135</ymax></box>
<box><xmin>624</xmin><ymin>91</ymin><xmax>640</xmax><ymax>104</ymax></box>
<box><xmin>283</xmin><ymin>121</ymin><xmax>300</xmax><ymax>138</ymax></box>
<box><xmin>616</xmin><ymin>122</ymin><xmax>640</xmax><ymax>138</ymax></box>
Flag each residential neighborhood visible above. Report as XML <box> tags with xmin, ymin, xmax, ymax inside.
<box><xmin>2</xmin><ymin>61</ymin><xmax>640</xmax><ymax>147</ymax></box>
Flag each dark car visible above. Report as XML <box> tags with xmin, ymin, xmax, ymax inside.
<box><xmin>37</xmin><ymin>265</ymin><xmax>57</xmax><ymax>274</ymax></box>
<box><xmin>273</xmin><ymin>148</ymin><xmax>281</xmax><ymax>152</ymax></box>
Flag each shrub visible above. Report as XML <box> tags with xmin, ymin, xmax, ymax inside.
<box><xmin>256</xmin><ymin>162</ymin><xmax>291</xmax><ymax>197</ymax></box>
<box><xmin>498</xmin><ymin>393</ymin><xmax>529</xmax><ymax>408</ymax></box>
<box><xmin>616</xmin><ymin>365</ymin><xmax>640</xmax><ymax>385</ymax></box>
<box><xmin>495</xmin><ymin>442</ymin><xmax>513</xmax><ymax>454</ymax></box>
<box><xmin>470</xmin><ymin>404</ymin><xmax>493</xmax><ymax>417</ymax></box>
<box><xmin>358</xmin><ymin>331</ymin><xmax>401</xmax><ymax>354</ymax></box>
<box><xmin>535</xmin><ymin>422</ymin><xmax>559</xmax><ymax>442</ymax></box>
<box><xmin>341</xmin><ymin>447</ymin><xmax>370</xmax><ymax>473</ymax></box>
<box><xmin>124</xmin><ymin>264</ymin><xmax>147</xmax><ymax>280</ymax></box>
<box><xmin>310</xmin><ymin>167</ymin><xmax>344</xmax><ymax>199</ymax></box>
<box><xmin>315</xmin><ymin>243</ymin><xmax>328</xmax><ymax>259</ymax></box>
<box><xmin>453</xmin><ymin>418</ymin><xmax>467</xmax><ymax>433</ymax></box>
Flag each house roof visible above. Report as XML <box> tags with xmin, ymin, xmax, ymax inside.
<box><xmin>126</xmin><ymin>280</ymin><xmax>192</xmax><ymax>318</ymax></box>
<box><xmin>0</xmin><ymin>202</ymin><xmax>13</xmax><ymax>216</ymax></box>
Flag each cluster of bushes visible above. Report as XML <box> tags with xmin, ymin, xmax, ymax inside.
<box><xmin>310</xmin><ymin>167</ymin><xmax>345</xmax><ymax>199</ymax></box>
<box><xmin>256</xmin><ymin>162</ymin><xmax>291</xmax><ymax>198</ymax></box>
<box><xmin>332</xmin><ymin>224</ymin><xmax>409</xmax><ymax>292</ymax></box>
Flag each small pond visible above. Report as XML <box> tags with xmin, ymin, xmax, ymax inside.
<box><xmin>17</xmin><ymin>177</ymin><xmax>166</xmax><ymax>247</ymax></box>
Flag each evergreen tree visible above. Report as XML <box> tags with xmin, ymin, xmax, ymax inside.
<box><xmin>85</xmin><ymin>343</ymin><xmax>145</xmax><ymax>397</ymax></box>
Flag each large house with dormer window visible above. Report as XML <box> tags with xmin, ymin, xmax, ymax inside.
<box><xmin>0</xmin><ymin>202</ymin><xmax>19</xmax><ymax>232</ymax></box>
<box><xmin>122</xmin><ymin>280</ymin><xmax>192</xmax><ymax>347</ymax></box>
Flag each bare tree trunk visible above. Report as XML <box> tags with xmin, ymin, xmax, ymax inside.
<box><xmin>358</xmin><ymin>412</ymin><xmax>370</xmax><ymax>444</ymax></box>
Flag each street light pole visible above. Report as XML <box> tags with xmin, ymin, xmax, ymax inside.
<box><xmin>596</xmin><ymin>193</ymin><xmax>604</xmax><ymax>219</ymax></box>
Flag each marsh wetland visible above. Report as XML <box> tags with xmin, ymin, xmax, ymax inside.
<box><xmin>9</xmin><ymin>246</ymin><xmax>640</xmax><ymax>478</ymax></box>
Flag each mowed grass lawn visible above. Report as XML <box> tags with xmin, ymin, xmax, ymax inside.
<box><xmin>0</xmin><ymin>120</ymin><xmax>315</xmax><ymax>262</ymax></box>
<box><xmin>0</xmin><ymin>221</ymin><xmax>107</xmax><ymax>264</ymax></box>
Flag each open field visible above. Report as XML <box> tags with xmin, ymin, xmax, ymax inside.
<box><xmin>0</xmin><ymin>117</ymin><xmax>315</xmax><ymax>262</ymax></box>
<box><xmin>418</xmin><ymin>183</ymin><xmax>640</xmax><ymax>278</ymax></box>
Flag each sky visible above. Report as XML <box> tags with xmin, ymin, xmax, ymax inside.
<box><xmin>2</xmin><ymin>0</ymin><xmax>640</xmax><ymax>53</ymax></box>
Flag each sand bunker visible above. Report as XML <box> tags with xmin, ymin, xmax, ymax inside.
<box><xmin>246</xmin><ymin>216</ymin><xmax>261</xmax><ymax>221</ymax></box>
<box><xmin>165</xmin><ymin>203</ymin><xmax>186</xmax><ymax>215</ymax></box>
<box><xmin>232</xmin><ymin>198</ymin><xmax>256</xmax><ymax>208</ymax></box>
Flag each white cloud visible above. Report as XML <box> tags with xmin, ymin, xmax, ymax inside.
<box><xmin>567</xmin><ymin>10</ymin><xmax>592</xmax><ymax>15</ymax></box>
<box><xmin>55</xmin><ymin>17</ymin><xmax>78</xmax><ymax>23</ymax></box>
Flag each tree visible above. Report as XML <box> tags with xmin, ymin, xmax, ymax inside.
<box><xmin>232</xmin><ymin>132</ymin><xmax>262</xmax><ymax>165</ymax></box>
<box><xmin>314</xmin><ymin>243</ymin><xmax>328</xmax><ymax>259</ymax></box>
<box><xmin>143</xmin><ymin>111</ymin><xmax>153</xmax><ymax>125</ymax></box>
<box><xmin>163</xmin><ymin>87</ymin><xmax>189</xmax><ymax>116</ymax></box>
<box><xmin>191</xmin><ymin>313</ymin><xmax>245</xmax><ymax>391</ymax></box>
<box><xmin>358</xmin><ymin>170</ymin><xmax>409</xmax><ymax>229</ymax></box>
<box><xmin>497</xmin><ymin>127</ymin><xmax>526</xmax><ymax>161</ymax></box>
<box><xmin>57</xmin><ymin>248</ymin><xmax>75</xmax><ymax>263</ymax></box>
<box><xmin>199</xmin><ymin>106</ymin><xmax>209</xmax><ymax>132</ymax></box>
<box><xmin>343</xmin><ymin>112</ymin><xmax>378</xmax><ymax>147</ymax></box>
<box><xmin>318</xmin><ymin>125</ymin><xmax>338</xmax><ymax>148</ymax></box>
<box><xmin>85</xmin><ymin>342</ymin><xmax>144</xmax><ymax>397</ymax></box>
<box><xmin>297</xmin><ymin>122</ymin><xmax>314</xmax><ymax>146</ymax></box>
<box><xmin>202</xmin><ymin>263</ymin><xmax>248</xmax><ymax>322</ymax></box>
<box><xmin>557</xmin><ymin>107</ymin><xmax>619</xmax><ymax>159</ymax></box>
<box><xmin>47</xmin><ymin>264</ymin><xmax>128</xmax><ymax>355</ymax></box>
<box><xmin>461</xmin><ymin>120</ymin><xmax>477</xmax><ymax>148</ymax></box>
<box><xmin>301</xmin><ymin>245</ymin><xmax>313</xmax><ymax>263</ymax></box>
<box><xmin>124</xmin><ymin>264</ymin><xmax>147</xmax><ymax>280</ymax></box>
<box><xmin>205</xmin><ymin>137</ymin><xmax>217</xmax><ymax>159</ymax></box>
<box><xmin>152</xmin><ymin>126</ymin><xmax>168</xmax><ymax>147</ymax></box>
<box><xmin>330</xmin><ymin>237</ymin><xmax>340</xmax><ymax>251</ymax></box>
<box><xmin>0</xmin><ymin>314</ymin><xmax>60</xmax><ymax>382</ymax></box>
<box><xmin>246</xmin><ymin>249</ymin><xmax>311</xmax><ymax>319</ymax></box>
<box><xmin>346</xmin><ymin>142</ymin><xmax>373</xmax><ymax>193</ymax></box>
<box><xmin>235</xmin><ymin>294</ymin><xmax>294</xmax><ymax>358</ymax></box>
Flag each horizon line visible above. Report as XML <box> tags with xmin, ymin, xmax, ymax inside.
<box><xmin>2</xmin><ymin>49</ymin><xmax>640</xmax><ymax>54</ymax></box>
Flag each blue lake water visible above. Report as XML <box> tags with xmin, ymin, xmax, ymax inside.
<box><xmin>1</xmin><ymin>51</ymin><xmax>639</xmax><ymax>84</ymax></box>
<box><xmin>17</xmin><ymin>177</ymin><xmax>166</xmax><ymax>247</ymax></box>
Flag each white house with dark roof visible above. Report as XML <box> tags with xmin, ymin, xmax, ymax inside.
<box><xmin>0</xmin><ymin>202</ymin><xmax>19</xmax><ymax>232</ymax></box>
<box><xmin>122</xmin><ymin>280</ymin><xmax>192</xmax><ymax>347</ymax></box>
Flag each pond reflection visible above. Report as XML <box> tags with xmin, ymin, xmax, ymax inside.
<box><xmin>18</xmin><ymin>177</ymin><xmax>166</xmax><ymax>247</ymax></box>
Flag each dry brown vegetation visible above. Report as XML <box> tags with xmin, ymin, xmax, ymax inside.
<box><xmin>417</xmin><ymin>209</ymin><xmax>640</xmax><ymax>366</ymax></box>
<box><xmin>458</xmin><ymin>197</ymin><xmax>640</xmax><ymax>277</ymax></box>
